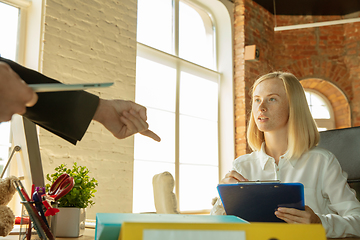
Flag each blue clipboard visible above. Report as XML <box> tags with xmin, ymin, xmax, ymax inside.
<box><xmin>217</xmin><ymin>182</ymin><xmax>305</xmax><ymax>222</ymax></box>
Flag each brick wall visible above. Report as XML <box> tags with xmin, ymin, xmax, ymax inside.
<box><xmin>39</xmin><ymin>0</ymin><xmax>137</xmax><ymax>218</ymax></box>
<box><xmin>234</xmin><ymin>0</ymin><xmax>275</xmax><ymax>156</ymax></box>
<box><xmin>273</xmin><ymin>18</ymin><xmax>358</xmax><ymax>128</ymax></box>
<box><xmin>233</xmin><ymin>0</ymin><xmax>247</xmax><ymax>156</ymax></box>
<box><xmin>344</xmin><ymin>21</ymin><xmax>360</xmax><ymax>125</ymax></box>
<box><xmin>234</xmin><ymin>0</ymin><xmax>359</xmax><ymax>157</ymax></box>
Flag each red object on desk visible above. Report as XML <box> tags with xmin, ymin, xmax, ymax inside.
<box><xmin>48</xmin><ymin>173</ymin><xmax>74</xmax><ymax>201</ymax></box>
<box><xmin>42</xmin><ymin>200</ymin><xmax>59</xmax><ymax>216</ymax></box>
<box><xmin>15</xmin><ymin>216</ymin><xmax>30</xmax><ymax>224</ymax></box>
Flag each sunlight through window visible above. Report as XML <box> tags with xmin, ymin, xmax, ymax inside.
<box><xmin>305</xmin><ymin>90</ymin><xmax>334</xmax><ymax>131</ymax></box>
<box><xmin>0</xmin><ymin>2</ymin><xmax>20</xmax><ymax>176</ymax></box>
<box><xmin>134</xmin><ymin>0</ymin><xmax>218</xmax><ymax>213</ymax></box>
<box><xmin>0</xmin><ymin>2</ymin><xmax>19</xmax><ymax>61</ymax></box>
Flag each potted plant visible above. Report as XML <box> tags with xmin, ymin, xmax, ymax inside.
<box><xmin>46</xmin><ymin>162</ymin><xmax>98</xmax><ymax>237</ymax></box>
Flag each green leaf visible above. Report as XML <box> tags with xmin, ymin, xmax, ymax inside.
<box><xmin>45</xmin><ymin>162</ymin><xmax>97</xmax><ymax>208</ymax></box>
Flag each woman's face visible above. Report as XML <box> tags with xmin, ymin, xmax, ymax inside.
<box><xmin>252</xmin><ymin>78</ymin><xmax>289</xmax><ymax>134</ymax></box>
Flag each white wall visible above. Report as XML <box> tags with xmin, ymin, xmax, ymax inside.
<box><xmin>39</xmin><ymin>0</ymin><xmax>138</xmax><ymax>219</ymax></box>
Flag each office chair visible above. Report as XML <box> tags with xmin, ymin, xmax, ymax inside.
<box><xmin>317</xmin><ymin>127</ymin><xmax>360</xmax><ymax>200</ymax></box>
<box><xmin>152</xmin><ymin>171</ymin><xmax>179</xmax><ymax>214</ymax></box>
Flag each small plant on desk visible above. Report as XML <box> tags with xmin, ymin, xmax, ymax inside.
<box><xmin>46</xmin><ymin>162</ymin><xmax>98</xmax><ymax>208</ymax></box>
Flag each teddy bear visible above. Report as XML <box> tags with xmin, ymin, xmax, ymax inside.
<box><xmin>0</xmin><ymin>175</ymin><xmax>19</xmax><ymax>236</ymax></box>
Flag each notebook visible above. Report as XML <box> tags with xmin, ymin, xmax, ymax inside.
<box><xmin>217</xmin><ymin>182</ymin><xmax>305</xmax><ymax>222</ymax></box>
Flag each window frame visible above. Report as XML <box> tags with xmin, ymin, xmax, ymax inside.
<box><xmin>134</xmin><ymin>0</ymin><xmax>234</xmax><ymax>213</ymax></box>
<box><xmin>304</xmin><ymin>88</ymin><xmax>335</xmax><ymax>130</ymax></box>
<box><xmin>0</xmin><ymin>0</ymin><xmax>30</xmax><ymax>179</ymax></box>
<box><xmin>0</xmin><ymin>0</ymin><xmax>44</xmax><ymax>217</ymax></box>
<box><xmin>1</xmin><ymin>0</ymin><xmax>44</xmax><ymax>69</ymax></box>
<box><xmin>1</xmin><ymin>0</ymin><xmax>30</xmax><ymax>63</ymax></box>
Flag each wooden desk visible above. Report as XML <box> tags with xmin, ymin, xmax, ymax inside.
<box><xmin>3</xmin><ymin>227</ymin><xmax>360</xmax><ymax>240</ymax></box>
<box><xmin>3</xmin><ymin>228</ymin><xmax>95</xmax><ymax>240</ymax></box>
<box><xmin>331</xmin><ymin>239</ymin><xmax>360</xmax><ymax>240</ymax></box>
<box><xmin>60</xmin><ymin>228</ymin><xmax>360</xmax><ymax>240</ymax></box>
<box><xmin>57</xmin><ymin>228</ymin><xmax>95</xmax><ymax>239</ymax></box>
<box><xmin>63</xmin><ymin>229</ymin><xmax>360</xmax><ymax>240</ymax></box>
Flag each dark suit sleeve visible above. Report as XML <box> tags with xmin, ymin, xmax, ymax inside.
<box><xmin>0</xmin><ymin>57</ymin><xmax>99</xmax><ymax>145</ymax></box>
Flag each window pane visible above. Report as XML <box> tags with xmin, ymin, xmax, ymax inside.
<box><xmin>0</xmin><ymin>2</ymin><xmax>19</xmax><ymax>60</ymax></box>
<box><xmin>136</xmin><ymin>57</ymin><xmax>176</xmax><ymax>112</ymax></box>
<box><xmin>311</xmin><ymin>106</ymin><xmax>330</xmax><ymax>119</ymax></box>
<box><xmin>179</xmin><ymin>1</ymin><xmax>214</xmax><ymax>69</ymax></box>
<box><xmin>133</xmin><ymin>160</ymin><xmax>175</xmax><ymax>213</ymax></box>
<box><xmin>179</xmin><ymin>164</ymin><xmax>218</xmax><ymax>211</ymax></box>
<box><xmin>305</xmin><ymin>91</ymin><xmax>331</xmax><ymax>119</ymax></box>
<box><xmin>179</xmin><ymin>115</ymin><xmax>218</xmax><ymax>166</ymax></box>
<box><xmin>180</xmin><ymin>72</ymin><xmax>218</xmax><ymax>121</ymax></box>
<box><xmin>311</xmin><ymin>93</ymin><xmax>326</xmax><ymax>108</ymax></box>
<box><xmin>137</xmin><ymin>0</ymin><xmax>173</xmax><ymax>54</ymax></box>
<box><xmin>0</xmin><ymin>122</ymin><xmax>11</xmax><ymax>146</ymax></box>
<box><xmin>135</xmin><ymin>1</ymin><xmax>220</xmax><ymax>213</ymax></box>
<box><xmin>305</xmin><ymin>91</ymin><xmax>311</xmax><ymax>104</ymax></box>
<box><xmin>134</xmin><ymin>108</ymin><xmax>175</xmax><ymax>163</ymax></box>
<box><xmin>0</xmin><ymin>2</ymin><xmax>18</xmax><ymax>176</ymax></box>
<box><xmin>0</xmin><ymin>121</ymin><xmax>10</xmax><ymax>173</ymax></box>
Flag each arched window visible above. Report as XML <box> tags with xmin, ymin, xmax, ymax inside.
<box><xmin>304</xmin><ymin>89</ymin><xmax>335</xmax><ymax>131</ymax></box>
<box><xmin>133</xmin><ymin>0</ymin><xmax>233</xmax><ymax>213</ymax></box>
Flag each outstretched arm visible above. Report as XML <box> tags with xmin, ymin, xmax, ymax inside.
<box><xmin>93</xmin><ymin>99</ymin><xmax>160</xmax><ymax>142</ymax></box>
<box><xmin>1</xmin><ymin>57</ymin><xmax>160</xmax><ymax>144</ymax></box>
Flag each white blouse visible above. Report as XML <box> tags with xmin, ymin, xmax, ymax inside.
<box><xmin>211</xmin><ymin>143</ymin><xmax>360</xmax><ymax>238</ymax></box>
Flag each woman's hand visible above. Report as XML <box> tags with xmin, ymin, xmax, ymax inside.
<box><xmin>219</xmin><ymin>170</ymin><xmax>248</xmax><ymax>184</ymax></box>
<box><xmin>275</xmin><ymin>205</ymin><xmax>321</xmax><ymax>224</ymax></box>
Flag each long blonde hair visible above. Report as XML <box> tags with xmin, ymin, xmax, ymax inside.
<box><xmin>247</xmin><ymin>72</ymin><xmax>319</xmax><ymax>159</ymax></box>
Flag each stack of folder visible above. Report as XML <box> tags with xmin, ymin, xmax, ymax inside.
<box><xmin>95</xmin><ymin>213</ymin><xmax>326</xmax><ymax>240</ymax></box>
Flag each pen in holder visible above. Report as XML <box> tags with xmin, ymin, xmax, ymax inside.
<box><xmin>21</xmin><ymin>201</ymin><xmax>59</xmax><ymax>240</ymax></box>
<box><xmin>18</xmin><ymin>203</ymin><xmax>33</xmax><ymax>240</ymax></box>
<box><xmin>14</xmin><ymin>180</ymin><xmax>55</xmax><ymax>240</ymax></box>
<box><xmin>19</xmin><ymin>201</ymin><xmax>48</xmax><ymax>240</ymax></box>
<box><xmin>19</xmin><ymin>201</ymin><xmax>58</xmax><ymax>240</ymax></box>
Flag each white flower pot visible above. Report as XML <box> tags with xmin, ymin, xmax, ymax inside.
<box><xmin>55</xmin><ymin>207</ymin><xmax>86</xmax><ymax>237</ymax></box>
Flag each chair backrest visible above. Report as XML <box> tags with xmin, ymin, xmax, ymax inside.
<box><xmin>318</xmin><ymin>127</ymin><xmax>360</xmax><ymax>200</ymax></box>
<box><xmin>152</xmin><ymin>171</ymin><xmax>179</xmax><ymax>214</ymax></box>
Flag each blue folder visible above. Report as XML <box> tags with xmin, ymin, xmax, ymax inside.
<box><xmin>95</xmin><ymin>213</ymin><xmax>248</xmax><ymax>240</ymax></box>
<box><xmin>217</xmin><ymin>182</ymin><xmax>305</xmax><ymax>222</ymax></box>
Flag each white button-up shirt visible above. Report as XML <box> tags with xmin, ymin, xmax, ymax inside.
<box><xmin>211</xmin><ymin>143</ymin><xmax>360</xmax><ymax>238</ymax></box>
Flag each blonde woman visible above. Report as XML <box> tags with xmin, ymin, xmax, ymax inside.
<box><xmin>211</xmin><ymin>72</ymin><xmax>360</xmax><ymax>238</ymax></box>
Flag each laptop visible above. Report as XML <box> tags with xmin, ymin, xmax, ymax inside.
<box><xmin>217</xmin><ymin>182</ymin><xmax>305</xmax><ymax>222</ymax></box>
